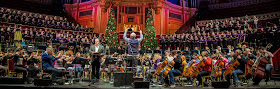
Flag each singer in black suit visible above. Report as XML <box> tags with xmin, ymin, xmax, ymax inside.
<box><xmin>89</xmin><ymin>38</ymin><xmax>105</xmax><ymax>84</ymax></box>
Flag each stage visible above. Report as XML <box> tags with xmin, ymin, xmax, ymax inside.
<box><xmin>0</xmin><ymin>80</ymin><xmax>280</xmax><ymax>89</ymax></box>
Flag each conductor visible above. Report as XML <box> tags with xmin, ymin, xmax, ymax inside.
<box><xmin>123</xmin><ymin>25</ymin><xmax>143</xmax><ymax>55</ymax></box>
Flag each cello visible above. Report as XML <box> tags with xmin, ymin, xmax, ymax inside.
<box><xmin>184</xmin><ymin>61</ymin><xmax>195</xmax><ymax>77</ymax></box>
<box><xmin>223</xmin><ymin>56</ymin><xmax>240</xmax><ymax>78</ymax></box>
<box><xmin>190</xmin><ymin>51</ymin><xmax>210</xmax><ymax>78</ymax></box>
<box><xmin>212</xmin><ymin>54</ymin><xmax>225</xmax><ymax>79</ymax></box>
<box><xmin>191</xmin><ymin>58</ymin><xmax>206</xmax><ymax>78</ymax></box>
<box><xmin>245</xmin><ymin>54</ymin><xmax>254</xmax><ymax>79</ymax></box>
<box><xmin>155</xmin><ymin>53</ymin><xmax>175</xmax><ymax>78</ymax></box>
<box><xmin>252</xmin><ymin>43</ymin><xmax>273</xmax><ymax>84</ymax></box>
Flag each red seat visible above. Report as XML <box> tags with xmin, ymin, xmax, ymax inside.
<box><xmin>8</xmin><ymin>60</ymin><xmax>14</xmax><ymax>71</ymax></box>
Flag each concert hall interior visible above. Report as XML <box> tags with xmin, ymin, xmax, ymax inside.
<box><xmin>0</xmin><ymin>0</ymin><xmax>280</xmax><ymax>88</ymax></box>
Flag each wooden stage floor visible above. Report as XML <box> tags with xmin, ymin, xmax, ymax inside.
<box><xmin>0</xmin><ymin>80</ymin><xmax>280</xmax><ymax>89</ymax></box>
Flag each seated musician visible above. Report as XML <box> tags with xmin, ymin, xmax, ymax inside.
<box><xmin>196</xmin><ymin>51</ymin><xmax>212</xmax><ymax>87</ymax></box>
<box><xmin>13</xmin><ymin>48</ymin><xmax>28</xmax><ymax>83</ymax></box>
<box><xmin>152</xmin><ymin>54</ymin><xmax>161</xmax><ymax>72</ymax></box>
<box><xmin>136</xmin><ymin>54</ymin><xmax>147</xmax><ymax>77</ymax></box>
<box><xmin>187</xmin><ymin>53</ymin><xmax>200</xmax><ymax>67</ymax></box>
<box><xmin>41</xmin><ymin>47</ymin><xmax>63</xmax><ymax>84</ymax></box>
<box><xmin>227</xmin><ymin>52</ymin><xmax>235</xmax><ymax>63</ymax></box>
<box><xmin>54</xmin><ymin>51</ymin><xmax>67</xmax><ymax>79</ymax></box>
<box><xmin>100</xmin><ymin>55</ymin><xmax>109</xmax><ymax>81</ymax></box>
<box><xmin>160</xmin><ymin>50</ymin><xmax>182</xmax><ymax>88</ymax></box>
<box><xmin>26</xmin><ymin>51</ymin><xmax>40</xmax><ymax>83</ymax></box>
<box><xmin>255</xmin><ymin>47</ymin><xmax>274</xmax><ymax>84</ymax></box>
<box><xmin>83</xmin><ymin>54</ymin><xmax>91</xmax><ymax>79</ymax></box>
<box><xmin>214</xmin><ymin>53</ymin><xmax>228</xmax><ymax>77</ymax></box>
<box><xmin>1</xmin><ymin>49</ymin><xmax>15</xmax><ymax>77</ymax></box>
<box><xmin>231</xmin><ymin>49</ymin><xmax>246</xmax><ymax>87</ymax></box>
<box><xmin>243</xmin><ymin>48</ymin><xmax>257</xmax><ymax>60</ymax></box>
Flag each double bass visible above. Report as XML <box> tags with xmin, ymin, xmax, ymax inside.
<box><xmin>252</xmin><ymin>43</ymin><xmax>273</xmax><ymax>84</ymax></box>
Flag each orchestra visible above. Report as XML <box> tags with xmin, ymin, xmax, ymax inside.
<box><xmin>0</xmin><ymin>37</ymin><xmax>277</xmax><ymax>88</ymax></box>
<box><xmin>0</xmin><ymin>7</ymin><xmax>279</xmax><ymax>88</ymax></box>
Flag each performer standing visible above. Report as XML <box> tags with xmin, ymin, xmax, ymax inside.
<box><xmin>89</xmin><ymin>38</ymin><xmax>105</xmax><ymax>84</ymax></box>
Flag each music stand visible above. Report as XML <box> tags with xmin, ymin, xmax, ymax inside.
<box><xmin>105</xmin><ymin>57</ymin><xmax>117</xmax><ymax>81</ymax></box>
<box><xmin>146</xmin><ymin>50</ymin><xmax>153</xmax><ymax>57</ymax></box>
<box><xmin>176</xmin><ymin>50</ymin><xmax>181</xmax><ymax>54</ymax></box>
<box><xmin>68</xmin><ymin>42</ymin><xmax>77</xmax><ymax>47</ymax></box>
<box><xmin>92</xmin><ymin>53</ymin><xmax>100</xmax><ymax>62</ymax></box>
<box><xmin>38</xmin><ymin>45</ymin><xmax>47</xmax><ymax>51</ymax></box>
<box><xmin>211</xmin><ymin>50</ymin><xmax>216</xmax><ymax>54</ymax></box>
<box><xmin>72</xmin><ymin>57</ymin><xmax>90</xmax><ymax>83</ymax></box>
<box><xmin>139</xmin><ymin>50</ymin><xmax>145</xmax><ymax>55</ymax></box>
<box><xmin>110</xmin><ymin>48</ymin><xmax>117</xmax><ymax>55</ymax></box>
<box><xmin>117</xmin><ymin>49</ymin><xmax>125</xmax><ymax>54</ymax></box>
<box><xmin>82</xmin><ymin>43</ymin><xmax>90</xmax><ymax>48</ymax></box>
<box><xmin>24</xmin><ymin>36</ymin><xmax>31</xmax><ymax>41</ymax></box>
<box><xmin>59</xmin><ymin>46</ymin><xmax>68</xmax><ymax>51</ymax></box>
<box><xmin>153</xmin><ymin>50</ymin><xmax>161</xmax><ymax>54</ymax></box>
<box><xmin>52</xmin><ymin>40</ymin><xmax>60</xmax><ymax>43</ymax></box>
<box><xmin>35</xmin><ymin>37</ymin><xmax>44</xmax><ymax>42</ymax></box>
<box><xmin>105</xmin><ymin>57</ymin><xmax>117</xmax><ymax>65</ymax></box>
<box><xmin>233</xmin><ymin>48</ymin><xmax>242</xmax><ymax>52</ymax></box>
<box><xmin>222</xmin><ymin>48</ymin><xmax>229</xmax><ymax>54</ymax></box>
<box><xmin>183</xmin><ymin>50</ymin><xmax>190</xmax><ymax>55</ymax></box>
<box><xmin>191</xmin><ymin>50</ymin><xmax>199</xmax><ymax>56</ymax></box>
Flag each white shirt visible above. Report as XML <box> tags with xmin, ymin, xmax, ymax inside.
<box><xmin>95</xmin><ymin>45</ymin><xmax>99</xmax><ymax>52</ymax></box>
<box><xmin>163</xmin><ymin>55</ymin><xmax>174</xmax><ymax>70</ymax></box>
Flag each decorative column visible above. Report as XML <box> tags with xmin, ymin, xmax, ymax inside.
<box><xmin>120</xmin><ymin>12</ymin><xmax>126</xmax><ymax>32</ymax></box>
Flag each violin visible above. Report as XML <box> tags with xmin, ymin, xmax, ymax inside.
<box><xmin>49</xmin><ymin>52</ymin><xmax>54</xmax><ymax>57</ymax></box>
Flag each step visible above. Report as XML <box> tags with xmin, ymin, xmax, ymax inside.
<box><xmin>272</xmin><ymin>74</ymin><xmax>280</xmax><ymax>77</ymax></box>
<box><xmin>271</xmin><ymin>77</ymin><xmax>280</xmax><ymax>81</ymax></box>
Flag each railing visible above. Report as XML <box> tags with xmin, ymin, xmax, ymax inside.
<box><xmin>272</xmin><ymin>48</ymin><xmax>280</xmax><ymax>74</ymax></box>
<box><xmin>61</xmin><ymin>8</ymin><xmax>80</xmax><ymax>25</ymax></box>
<box><xmin>197</xmin><ymin>11</ymin><xmax>280</xmax><ymax>27</ymax></box>
<box><xmin>0</xmin><ymin>22</ymin><xmax>95</xmax><ymax>36</ymax></box>
<box><xmin>208</xmin><ymin>0</ymin><xmax>274</xmax><ymax>10</ymax></box>
<box><xmin>175</xmin><ymin>13</ymin><xmax>198</xmax><ymax>34</ymax></box>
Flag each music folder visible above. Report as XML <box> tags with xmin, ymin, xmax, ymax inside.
<box><xmin>182</xmin><ymin>50</ymin><xmax>190</xmax><ymax>55</ymax></box>
<box><xmin>153</xmin><ymin>50</ymin><xmax>161</xmax><ymax>54</ymax></box>
<box><xmin>117</xmin><ymin>49</ymin><xmax>125</xmax><ymax>54</ymax></box>
<box><xmin>105</xmin><ymin>57</ymin><xmax>116</xmax><ymax>65</ymax></box>
<box><xmin>72</xmin><ymin>57</ymin><xmax>90</xmax><ymax>66</ymax></box>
